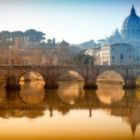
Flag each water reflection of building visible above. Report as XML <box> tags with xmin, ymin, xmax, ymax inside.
<box><xmin>0</xmin><ymin>90</ymin><xmax>46</xmax><ymax>119</ymax></box>
<box><xmin>58</xmin><ymin>82</ymin><xmax>84</xmax><ymax>105</ymax></box>
<box><xmin>96</xmin><ymin>83</ymin><xmax>125</xmax><ymax>104</ymax></box>
<box><xmin>108</xmin><ymin>90</ymin><xmax>140</xmax><ymax>136</ymax></box>
<box><xmin>20</xmin><ymin>81</ymin><xmax>45</xmax><ymax>104</ymax></box>
<box><xmin>0</xmin><ymin>82</ymin><xmax>140</xmax><ymax>136</ymax></box>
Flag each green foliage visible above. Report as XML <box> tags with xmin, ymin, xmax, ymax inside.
<box><xmin>0</xmin><ymin>31</ymin><xmax>11</xmax><ymax>41</ymax></box>
<box><xmin>25</xmin><ymin>29</ymin><xmax>45</xmax><ymax>42</ymax></box>
<box><xmin>0</xmin><ymin>29</ymin><xmax>46</xmax><ymax>44</ymax></box>
<box><xmin>74</xmin><ymin>53</ymin><xmax>94</xmax><ymax>65</ymax></box>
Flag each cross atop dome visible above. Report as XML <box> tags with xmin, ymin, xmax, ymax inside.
<box><xmin>131</xmin><ymin>5</ymin><xmax>136</xmax><ymax>15</ymax></box>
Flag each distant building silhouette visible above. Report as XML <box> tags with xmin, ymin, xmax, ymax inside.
<box><xmin>93</xmin><ymin>5</ymin><xmax>140</xmax><ymax>65</ymax></box>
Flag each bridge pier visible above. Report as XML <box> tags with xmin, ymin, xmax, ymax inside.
<box><xmin>44</xmin><ymin>80</ymin><xmax>59</xmax><ymax>89</ymax></box>
<box><xmin>44</xmin><ymin>84</ymin><xmax>58</xmax><ymax>89</ymax></box>
<box><xmin>123</xmin><ymin>78</ymin><xmax>137</xmax><ymax>89</ymax></box>
<box><xmin>83</xmin><ymin>83</ymin><xmax>97</xmax><ymax>89</ymax></box>
<box><xmin>84</xmin><ymin>80</ymin><xmax>97</xmax><ymax>89</ymax></box>
<box><xmin>5</xmin><ymin>76</ymin><xmax>20</xmax><ymax>90</ymax></box>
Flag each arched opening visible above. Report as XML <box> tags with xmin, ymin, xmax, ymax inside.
<box><xmin>18</xmin><ymin>72</ymin><xmax>45</xmax><ymax>104</ymax></box>
<box><xmin>96</xmin><ymin>70</ymin><xmax>125</xmax><ymax>102</ymax></box>
<box><xmin>59</xmin><ymin>70</ymin><xmax>84</xmax><ymax>81</ymax></box>
<box><xmin>19</xmin><ymin>72</ymin><xmax>44</xmax><ymax>83</ymax></box>
<box><xmin>59</xmin><ymin>71</ymin><xmax>84</xmax><ymax>85</ymax></box>
<box><xmin>97</xmin><ymin>70</ymin><xmax>124</xmax><ymax>88</ymax></box>
<box><xmin>58</xmin><ymin>70</ymin><xmax>84</xmax><ymax>104</ymax></box>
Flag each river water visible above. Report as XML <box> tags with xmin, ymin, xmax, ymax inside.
<box><xmin>0</xmin><ymin>81</ymin><xmax>140</xmax><ymax>140</ymax></box>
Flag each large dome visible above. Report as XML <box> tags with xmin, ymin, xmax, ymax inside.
<box><xmin>121</xmin><ymin>5</ymin><xmax>140</xmax><ymax>39</ymax></box>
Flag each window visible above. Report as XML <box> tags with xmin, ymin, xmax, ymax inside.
<box><xmin>112</xmin><ymin>56</ymin><xmax>114</xmax><ymax>64</ymax></box>
<box><xmin>120</xmin><ymin>54</ymin><xmax>123</xmax><ymax>60</ymax></box>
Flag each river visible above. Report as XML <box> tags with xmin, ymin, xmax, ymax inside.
<box><xmin>0</xmin><ymin>81</ymin><xmax>140</xmax><ymax>140</ymax></box>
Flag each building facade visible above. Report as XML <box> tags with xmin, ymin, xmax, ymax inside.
<box><xmin>97</xmin><ymin>5</ymin><xmax>140</xmax><ymax>65</ymax></box>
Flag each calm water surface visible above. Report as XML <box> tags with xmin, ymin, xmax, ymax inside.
<box><xmin>0</xmin><ymin>81</ymin><xmax>140</xmax><ymax>140</ymax></box>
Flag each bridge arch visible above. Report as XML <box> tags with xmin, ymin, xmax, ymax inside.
<box><xmin>95</xmin><ymin>69</ymin><xmax>125</xmax><ymax>89</ymax></box>
<box><xmin>17</xmin><ymin>71</ymin><xmax>46</xmax><ymax>85</ymax></box>
<box><xmin>58</xmin><ymin>69</ymin><xmax>86</xmax><ymax>90</ymax></box>
<box><xmin>58</xmin><ymin>70</ymin><xmax>84</xmax><ymax>81</ymax></box>
<box><xmin>96</xmin><ymin>70</ymin><xmax>124</xmax><ymax>84</ymax></box>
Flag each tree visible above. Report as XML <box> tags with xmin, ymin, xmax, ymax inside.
<box><xmin>0</xmin><ymin>31</ymin><xmax>11</xmax><ymax>41</ymax></box>
<box><xmin>24</xmin><ymin>29</ymin><xmax>45</xmax><ymax>43</ymax></box>
<box><xmin>11</xmin><ymin>31</ymin><xmax>24</xmax><ymax>44</ymax></box>
<box><xmin>11</xmin><ymin>31</ymin><xmax>24</xmax><ymax>38</ymax></box>
<box><xmin>0</xmin><ymin>29</ymin><xmax>46</xmax><ymax>45</ymax></box>
<box><xmin>74</xmin><ymin>53</ymin><xmax>95</xmax><ymax>65</ymax></box>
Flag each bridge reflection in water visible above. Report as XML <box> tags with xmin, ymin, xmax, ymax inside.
<box><xmin>0</xmin><ymin>81</ymin><xmax>140</xmax><ymax>140</ymax></box>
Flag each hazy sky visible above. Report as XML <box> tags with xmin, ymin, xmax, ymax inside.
<box><xmin>0</xmin><ymin>0</ymin><xmax>140</xmax><ymax>44</ymax></box>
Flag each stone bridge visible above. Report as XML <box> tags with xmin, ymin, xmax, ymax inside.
<box><xmin>1</xmin><ymin>65</ymin><xmax>140</xmax><ymax>89</ymax></box>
